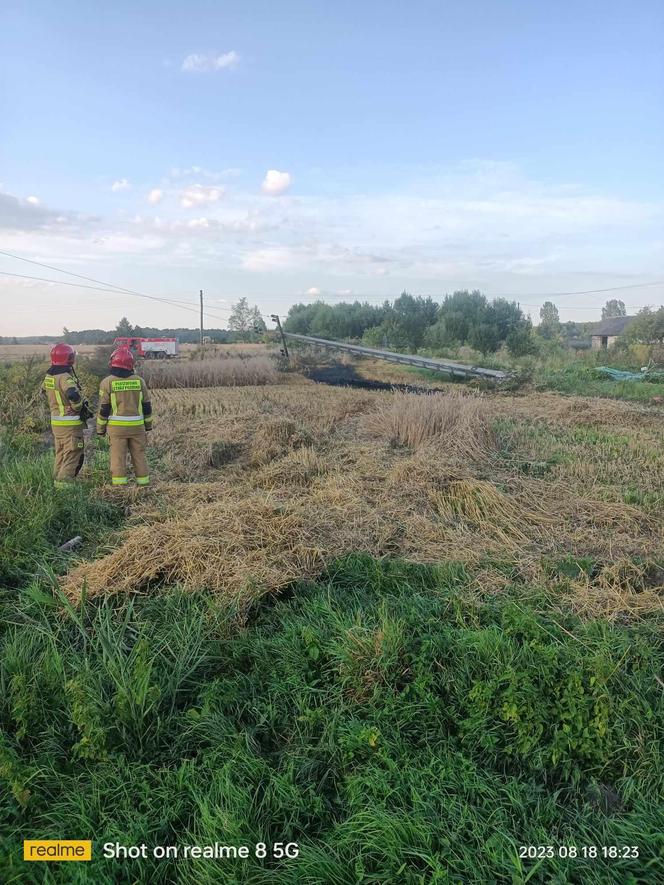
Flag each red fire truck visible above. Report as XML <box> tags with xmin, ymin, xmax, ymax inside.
<box><xmin>113</xmin><ymin>337</ymin><xmax>179</xmax><ymax>359</ymax></box>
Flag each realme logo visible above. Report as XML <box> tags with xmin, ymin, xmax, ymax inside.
<box><xmin>24</xmin><ymin>840</ymin><xmax>92</xmax><ymax>861</ymax></box>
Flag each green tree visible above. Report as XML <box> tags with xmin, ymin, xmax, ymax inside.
<box><xmin>362</xmin><ymin>325</ymin><xmax>387</xmax><ymax>348</ymax></box>
<box><xmin>369</xmin><ymin>292</ymin><xmax>438</xmax><ymax>352</ymax></box>
<box><xmin>602</xmin><ymin>299</ymin><xmax>627</xmax><ymax>319</ymax></box>
<box><xmin>438</xmin><ymin>290</ymin><xmax>487</xmax><ymax>343</ymax></box>
<box><xmin>284</xmin><ymin>300</ymin><xmax>387</xmax><ymax>340</ymax></box>
<box><xmin>229</xmin><ymin>298</ymin><xmax>266</xmax><ymax>340</ymax></box>
<box><xmin>469</xmin><ymin>322</ymin><xmax>500</xmax><ymax>355</ymax></box>
<box><xmin>422</xmin><ymin>317</ymin><xmax>449</xmax><ymax>350</ymax></box>
<box><xmin>506</xmin><ymin>321</ymin><xmax>537</xmax><ymax>357</ymax></box>
<box><xmin>539</xmin><ymin>302</ymin><xmax>560</xmax><ymax>340</ymax></box>
<box><xmin>62</xmin><ymin>326</ymin><xmax>73</xmax><ymax>343</ymax></box>
<box><xmin>626</xmin><ymin>306</ymin><xmax>664</xmax><ymax>344</ymax></box>
<box><xmin>228</xmin><ymin>297</ymin><xmax>252</xmax><ymax>336</ymax></box>
<box><xmin>115</xmin><ymin>317</ymin><xmax>133</xmax><ymax>337</ymax></box>
<box><xmin>249</xmin><ymin>306</ymin><xmax>267</xmax><ymax>333</ymax></box>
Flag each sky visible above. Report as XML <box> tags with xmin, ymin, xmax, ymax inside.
<box><xmin>1</xmin><ymin>0</ymin><xmax>663</xmax><ymax>336</ymax></box>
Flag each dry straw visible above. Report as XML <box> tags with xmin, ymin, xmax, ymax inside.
<box><xmin>366</xmin><ymin>390</ymin><xmax>496</xmax><ymax>456</ymax></box>
<box><xmin>62</xmin><ymin>381</ymin><xmax>664</xmax><ymax>618</ymax></box>
<box><xmin>141</xmin><ymin>356</ymin><xmax>280</xmax><ymax>388</ymax></box>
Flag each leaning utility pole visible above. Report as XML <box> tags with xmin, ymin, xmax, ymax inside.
<box><xmin>199</xmin><ymin>290</ymin><xmax>204</xmax><ymax>345</ymax></box>
<box><xmin>271</xmin><ymin>314</ymin><xmax>290</xmax><ymax>361</ymax></box>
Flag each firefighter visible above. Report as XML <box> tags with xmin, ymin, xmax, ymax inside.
<box><xmin>42</xmin><ymin>343</ymin><xmax>87</xmax><ymax>488</ymax></box>
<box><xmin>96</xmin><ymin>347</ymin><xmax>153</xmax><ymax>486</ymax></box>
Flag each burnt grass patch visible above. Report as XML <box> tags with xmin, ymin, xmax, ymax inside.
<box><xmin>304</xmin><ymin>361</ymin><xmax>453</xmax><ymax>394</ymax></box>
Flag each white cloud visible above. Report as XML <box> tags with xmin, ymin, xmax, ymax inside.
<box><xmin>147</xmin><ymin>188</ymin><xmax>163</xmax><ymax>205</ymax></box>
<box><xmin>111</xmin><ymin>178</ymin><xmax>131</xmax><ymax>192</ymax></box>
<box><xmin>181</xmin><ymin>51</ymin><xmax>240</xmax><ymax>73</ymax></box>
<box><xmin>305</xmin><ymin>286</ymin><xmax>321</xmax><ymax>296</ymax></box>
<box><xmin>187</xmin><ymin>217</ymin><xmax>210</xmax><ymax>229</ymax></box>
<box><xmin>0</xmin><ymin>192</ymin><xmax>65</xmax><ymax>230</ymax></box>
<box><xmin>261</xmin><ymin>170</ymin><xmax>292</xmax><ymax>196</ymax></box>
<box><xmin>242</xmin><ymin>247</ymin><xmax>297</xmax><ymax>272</ymax></box>
<box><xmin>180</xmin><ymin>185</ymin><xmax>224</xmax><ymax>208</ymax></box>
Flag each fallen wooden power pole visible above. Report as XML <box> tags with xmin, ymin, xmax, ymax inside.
<box><xmin>282</xmin><ymin>333</ymin><xmax>508</xmax><ymax>382</ymax></box>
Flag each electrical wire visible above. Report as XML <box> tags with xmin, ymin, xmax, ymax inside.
<box><xmin>0</xmin><ymin>249</ymin><xmax>202</xmax><ymax>310</ymax></box>
<box><xmin>0</xmin><ymin>270</ymin><xmax>142</xmax><ymax>295</ymax></box>
<box><xmin>0</xmin><ymin>249</ymin><xmax>230</xmax><ymax>322</ymax></box>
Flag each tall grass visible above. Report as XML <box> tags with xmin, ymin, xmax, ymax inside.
<box><xmin>535</xmin><ymin>364</ymin><xmax>664</xmax><ymax>401</ymax></box>
<box><xmin>0</xmin><ymin>436</ymin><xmax>122</xmax><ymax>588</ymax></box>
<box><xmin>1</xmin><ymin>556</ymin><xmax>662</xmax><ymax>883</ymax></box>
<box><xmin>141</xmin><ymin>357</ymin><xmax>280</xmax><ymax>389</ymax></box>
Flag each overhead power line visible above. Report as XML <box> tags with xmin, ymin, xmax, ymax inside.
<box><xmin>0</xmin><ymin>252</ymin><xmax>233</xmax><ymax>323</ymax></box>
<box><xmin>519</xmin><ymin>302</ymin><xmax>653</xmax><ymax>311</ymax></box>
<box><xmin>0</xmin><ymin>269</ymin><xmax>235</xmax><ymax>324</ymax></box>
<box><xmin>515</xmin><ymin>279</ymin><xmax>664</xmax><ymax>300</ymax></box>
<box><xmin>0</xmin><ymin>249</ymin><xmax>201</xmax><ymax>310</ymax></box>
<box><xmin>0</xmin><ymin>270</ymin><xmax>142</xmax><ymax>295</ymax></box>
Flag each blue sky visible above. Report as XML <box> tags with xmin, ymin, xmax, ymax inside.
<box><xmin>1</xmin><ymin>0</ymin><xmax>663</xmax><ymax>334</ymax></box>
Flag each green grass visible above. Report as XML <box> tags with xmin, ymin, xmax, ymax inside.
<box><xmin>0</xmin><ymin>435</ymin><xmax>122</xmax><ymax>588</ymax></box>
<box><xmin>533</xmin><ymin>365</ymin><xmax>664</xmax><ymax>401</ymax></box>
<box><xmin>1</xmin><ymin>556</ymin><xmax>662</xmax><ymax>884</ymax></box>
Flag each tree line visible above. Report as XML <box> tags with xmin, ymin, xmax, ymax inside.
<box><xmin>2</xmin><ymin>297</ymin><xmax>267</xmax><ymax>346</ymax></box>
<box><xmin>5</xmin><ymin>293</ymin><xmax>663</xmax><ymax>353</ymax></box>
<box><xmin>285</xmin><ymin>291</ymin><xmax>537</xmax><ymax>356</ymax></box>
<box><xmin>283</xmin><ymin>293</ymin><xmax>664</xmax><ymax>356</ymax></box>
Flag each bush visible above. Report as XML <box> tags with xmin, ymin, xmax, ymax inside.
<box><xmin>506</xmin><ymin>325</ymin><xmax>538</xmax><ymax>357</ymax></box>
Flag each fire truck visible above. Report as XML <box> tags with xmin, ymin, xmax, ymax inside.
<box><xmin>113</xmin><ymin>337</ymin><xmax>179</xmax><ymax>359</ymax></box>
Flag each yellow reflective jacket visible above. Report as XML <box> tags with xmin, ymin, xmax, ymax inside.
<box><xmin>97</xmin><ymin>372</ymin><xmax>153</xmax><ymax>432</ymax></box>
<box><xmin>42</xmin><ymin>368</ymin><xmax>84</xmax><ymax>427</ymax></box>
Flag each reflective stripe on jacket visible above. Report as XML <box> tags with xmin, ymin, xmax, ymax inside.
<box><xmin>97</xmin><ymin>373</ymin><xmax>153</xmax><ymax>430</ymax></box>
<box><xmin>42</xmin><ymin>371</ymin><xmax>83</xmax><ymax>427</ymax></box>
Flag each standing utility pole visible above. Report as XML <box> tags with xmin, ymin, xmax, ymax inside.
<box><xmin>271</xmin><ymin>314</ymin><xmax>290</xmax><ymax>361</ymax></box>
<box><xmin>199</xmin><ymin>290</ymin><xmax>204</xmax><ymax>345</ymax></box>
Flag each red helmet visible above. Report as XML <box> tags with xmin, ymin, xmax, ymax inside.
<box><xmin>109</xmin><ymin>347</ymin><xmax>135</xmax><ymax>371</ymax></box>
<box><xmin>50</xmin><ymin>343</ymin><xmax>76</xmax><ymax>366</ymax></box>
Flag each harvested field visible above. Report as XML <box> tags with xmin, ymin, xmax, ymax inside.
<box><xmin>179</xmin><ymin>341</ymin><xmax>270</xmax><ymax>356</ymax></box>
<box><xmin>0</xmin><ymin>343</ymin><xmax>98</xmax><ymax>361</ymax></box>
<box><xmin>63</xmin><ymin>378</ymin><xmax>664</xmax><ymax>618</ymax></box>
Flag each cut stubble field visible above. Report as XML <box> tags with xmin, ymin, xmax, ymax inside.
<box><xmin>65</xmin><ymin>374</ymin><xmax>664</xmax><ymax>620</ymax></box>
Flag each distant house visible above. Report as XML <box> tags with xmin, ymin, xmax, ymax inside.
<box><xmin>590</xmin><ymin>315</ymin><xmax>636</xmax><ymax>349</ymax></box>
